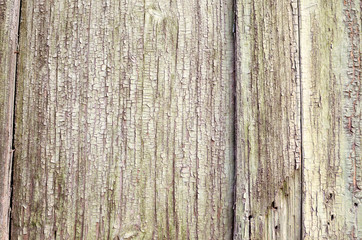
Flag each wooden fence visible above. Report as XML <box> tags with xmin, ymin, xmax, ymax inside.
<box><xmin>0</xmin><ymin>0</ymin><xmax>360</xmax><ymax>239</ymax></box>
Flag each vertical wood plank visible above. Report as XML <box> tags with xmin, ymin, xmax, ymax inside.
<box><xmin>234</xmin><ymin>0</ymin><xmax>302</xmax><ymax>238</ymax></box>
<box><xmin>10</xmin><ymin>0</ymin><xmax>235</xmax><ymax>239</ymax></box>
<box><xmin>0</xmin><ymin>0</ymin><xmax>21</xmax><ymax>239</ymax></box>
<box><xmin>300</xmin><ymin>0</ymin><xmax>361</xmax><ymax>238</ymax></box>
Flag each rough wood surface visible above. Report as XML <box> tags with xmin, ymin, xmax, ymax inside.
<box><xmin>300</xmin><ymin>0</ymin><xmax>361</xmax><ymax>238</ymax></box>
<box><xmin>10</xmin><ymin>0</ymin><xmax>235</xmax><ymax>239</ymax></box>
<box><xmin>0</xmin><ymin>0</ymin><xmax>21</xmax><ymax>238</ymax></box>
<box><xmin>233</xmin><ymin>0</ymin><xmax>302</xmax><ymax>239</ymax></box>
<box><xmin>1</xmin><ymin>0</ymin><xmax>360</xmax><ymax>239</ymax></box>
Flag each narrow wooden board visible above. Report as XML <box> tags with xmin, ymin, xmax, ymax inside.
<box><xmin>234</xmin><ymin>0</ymin><xmax>302</xmax><ymax>239</ymax></box>
<box><xmin>0</xmin><ymin>0</ymin><xmax>21</xmax><ymax>238</ymax></box>
<box><xmin>300</xmin><ymin>0</ymin><xmax>361</xmax><ymax>238</ymax></box>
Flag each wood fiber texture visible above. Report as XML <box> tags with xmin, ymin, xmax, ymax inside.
<box><xmin>300</xmin><ymin>0</ymin><xmax>361</xmax><ymax>238</ymax></box>
<box><xmin>234</xmin><ymin>0</ymin><xmax>302</xmax><ymax>239</ymax></box>
<box><xmin>0</xmin><ymin>0</ymin><xmax>360</xmax><ymax>239</ymax></box>
<box><xmin>10</xmin><ymin>0</ymin><xmax>235</xmax><ymax>239</ymax></box>
<box><xmin>0</xmin><ymin>0</ymin><xmax>21</xmax><ymax>238</ymax></box>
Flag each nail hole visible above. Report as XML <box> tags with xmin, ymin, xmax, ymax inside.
<box><xmin>271</xmin><ymin>201</ymin><xmax>278</xmax><ymax>209</ymax></box>
<box><xmin>331</xmin><ymin>214</ymin><xmax>334</xmax><ymax>220</ymax></box>
<box><xmin>354</xmin><ymin>203</ymin><xmax>358</xmax><ymax>207</ymax></box>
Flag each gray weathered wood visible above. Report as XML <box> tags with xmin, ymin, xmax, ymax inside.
<box><xmin>300</xmin><ymin>0</ymin><xmax>361</xmax><ymax>238</ymax></box>
<box><xmin>0</xmin><ymin>0</ymin><xmax>21</xmax><ymax>239</ymax></box>
<box><xmin>10</xmin><ymin>0</ymin><xmax>235</xmax><ymax>239</ymax></box>
<box><xmin>1</xmin><ymin>0</ymin><xmax>360</xmax><ymax>239</ymax></box>
<box><xmin>234</xmin><ymin>0</ymin><xmax>302</xmax><ymax>238</ymax></box>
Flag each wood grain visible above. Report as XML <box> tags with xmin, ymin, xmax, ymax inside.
<box><xmin>0</xmin><ymin>0</ymin><xmax>21</xmax><ymax>238</ymax></box>
<box><xmin>2</xmin><ymin>0</ymin><xmax>360</xmax><ymax>239</ymax></box>
<box><xmin>300</xmin><ymin>0</ymin><xmax>361</xmax><ymax>238</ymax></box>
<box><xmin>234</xmin><ymin>0</ymin><xmax>302</xmax><ymax>239</ymax></box>
<box><xmin>10</xmin><ymin>0</ymin><xmax>235</xmax><ymax>239</ymax></box>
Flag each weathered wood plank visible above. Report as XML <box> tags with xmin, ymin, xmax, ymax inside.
<box><xmin>10</xmin><ymin>0</ymin><xmax>234</xmax><ymax>239</ymax></box>
<box><xmin>0</xmin><ymin>0</ymin><xmax>21</xmax><ymax>238</ymax></box>
<box><xmin>300</xmin><ymin>0</ymin><xmax>361</xmax><ymax>238</ymax></box>
<box><xmin>234</xmin><ymin>0</ymin><xmax>302</xmax><ymax>238</ymax></box>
